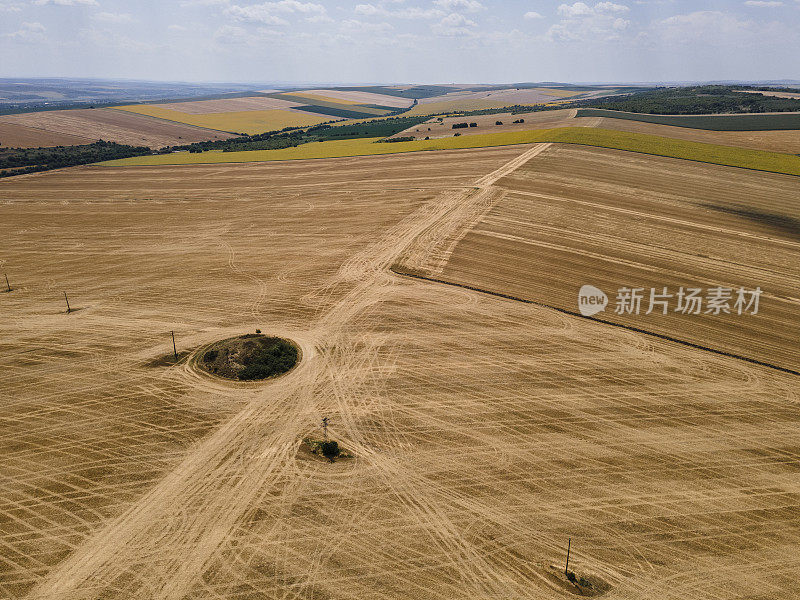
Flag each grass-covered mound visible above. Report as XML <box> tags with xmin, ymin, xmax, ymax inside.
<box><xmin>199</xmin><ymin>334</ymin><xmax>298</xmax><ymax>381</ymax></box>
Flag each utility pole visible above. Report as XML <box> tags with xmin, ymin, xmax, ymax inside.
<box><xmin>4</xmin><ymin>274</ymin><xmax>10</xmax><ymax>292</ymax></box>
<box><xmin>322</xmin><ymin>417</ymin><xmax>329</xmax><ymax>441</ymax></box>
<box><xmin>64</xmin><ymin>291</ymin><xmax>71</xmax><ymax>313</ymax></box>
<box><xmin>565</xmin><ymin>538</ymin><xmax>571</xmax><ymax>576</ymax></box>
<box><xmin>171</xmin><ymin>331</ymin><xmax>178</xmax><ymax>360</ymax></box>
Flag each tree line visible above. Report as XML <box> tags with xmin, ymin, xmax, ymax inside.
<box><xmin>0</xmin><ymin>140</ymin><xmax>151</xmax><ymax>178</ymax></box>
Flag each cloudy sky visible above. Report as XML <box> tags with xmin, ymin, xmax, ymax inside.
<box><xmin>1</xmin><ymin>0</ymin><xmax>798</xmax><ymax>84</ymax></box>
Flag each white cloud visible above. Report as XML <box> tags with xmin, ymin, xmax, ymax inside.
<box><xmin>524</xmin><ymin>11</ymin><xmax>544</xmax><ymax>19</ymax></box>
<box><xmin>340</xmin><ymin>18</ymin><xmax>393</xmax><ymax>32</ymax></box>
<box><xmin>262</xmin><ymin>0</ymin><xmax>326</xmax><ymax>13</ymax></box>
<box><xmin>657</xmin><ymin>10</ymin><xmax>752</xmax><ymax>43</ymax></box>
<box><xmin>0</xmin><ymin>1</ymin><xmax>22</xmax><ymax>12</ymax></box>
<box><xmin>558</xmin><ymin>1</ymin><xmax>629</xmax><ymax>16</ymax></box>
<box><xmin>354</xmin><ymin>3</ymin><xmax>445</xmax><ymax>19</ymax></box>
<box><xmin>549</xmin><ymin>2</ymin><xmax>631</xmax><ymax>41</ymax></box>
<box><xmin>558</xmin><ymin>2</ymin><xmax>593</xmax><ymax>17</ymax></box>
<box><xmin>92</xmin><ymin>12</ymin><xmax>136</xmax><ymax>23</ymax></box>
<box><xmin>306</xmin><ymin>13</ymin><xmax>334</xmax><ymax>22</ymax></box>
<box><xmin>33</xmin><ymin>0</ymin><xmax>97</xmax><ymax>5</ymax></box>
<box><xmin>167</xmin><ymin>24</ymin><xmax>188</xmax><ymax>31</ymax></box>
<box><xmin>744</xmin><ymin>0</ymin><xmax>783</xmax><ymax>5</ymax></box>
<box><xmin>354</xmin><ymin>3</ymin><xmax>380</xmax><ymax>15</ymax></box>
<box><xmin>3</xmin><ymin>21</ymin><xmax>45</xmax><ymax>41</ymax></box>
<box><xmin>180</xmin><ymin>0</ymin><xmax>230</xmax><ymax>5</ymax></box>
<box><xmin>213</xmin><ymin>23</ymin><xmax>249</xmax><ymax>43</ymax></box>
<box><xmin>226</xmin><ymin>0</ymin><xmax>325</xmax><ymax>25</ymax></box>
<box><xmin>431</xmin><ymin>12</ymin><xmax>477</xmax><ymax>36</ymax></box>
<box><xmin>433</xmin><ymin>0</ymin><xmax>484</xmax><ymax>13</ymax></box>
<box><xmin>594</xmin><ymin>2</ymin><xmax>630</xmax><ymax>12</ymax></box>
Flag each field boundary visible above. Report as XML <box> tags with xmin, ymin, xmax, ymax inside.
<box><xmin>391</xmin><ymin>266</ymin><xmax>800</xmax><ymax>377</ymax></box>
<box><xmin>98</xmin><ymin>128</ymin><xmax>800</xmax><ymax>177</ymax></box>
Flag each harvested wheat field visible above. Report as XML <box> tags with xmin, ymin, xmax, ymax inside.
<box><xmin>0</xmin><ymin>121</ymin><xmax>94</xmax><ymax>148</ymax></box>
<box><xmin>397</xmin><ymin>143</ymin><xmax>800</xmax><ymax>373</ymax></box>
<box><xmin>0</xmin><ymin>108</ymin><xmax>238</xmax><ymax>148</ymax></box>
<box><xmin>2</xmin><ymin>143</ymin><xmax>800</xmax><ymax>600</ymax></box>
<box><xmin>144</xmin><ymin>96</ymin><xmax>306</xmax><ymax>114</ymax></box>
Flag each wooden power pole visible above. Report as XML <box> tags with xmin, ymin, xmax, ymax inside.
<box><xmin>171</xmin><ymin>331</ymin><xmax>178</xmax><ymax>360</ymax></box>
<box><xmin>4</xmin><ymin>274</ymin><xmax>10</xmax><ymax>293</ymax></box>
<box><xmin>64</xmin><ymin>292</ymin><xmax>71</xmax><ymax>313</ymax></box>
<box><xmin>565</xmin><ymin>538</ymin><xmax>571</xmax><ymax>575</ymax></box>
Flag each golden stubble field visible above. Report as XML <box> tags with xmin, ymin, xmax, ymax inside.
<box><xmin>1</xmin><ymin>145</ymin><xmax>799</xmax><ymax>600</ymax></box>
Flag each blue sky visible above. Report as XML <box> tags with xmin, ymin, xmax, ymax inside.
<box><xmin>1</xmin><ymin>0</ymin><xmax>798</xmax><ymax>83</ymax></box>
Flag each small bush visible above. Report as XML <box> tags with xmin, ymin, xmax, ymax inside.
<box><xmin>203</xmin><ymin>350</ymin><xmax>218</xmax><ymax>362</ymax></box>
<box><xmin>578</xmin><ymin>576</ymin><xmax>592</xmax><ymax>588</ymax></box>
<box><xmin>454</xmin><ymin>133</ymin><xmax>462</xmax><ymax>137</ymax></box>
<box><xmin>321</xmin><ymin>440</ymin><xmax>340</xmax><ymax>459</ymax></box>
<box><xmin>566</xmin><ymin>571</ymin><xmax>576</xmax><ymax>583</ymax></box>
<box><xmin>452</xmin><ymin>122</ymin><xmax>469</xmax><ymax>129</ymax></box>
<box><xmin>496</xmin><ymin>121</ymin><xmax>503</xmax><ymax>125</ymax></box>
<box><xmin>469</xmin><ymin>122</ymin><xmax>478</xmax><ymax>127</ymax></box>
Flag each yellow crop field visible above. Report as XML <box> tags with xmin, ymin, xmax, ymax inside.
<box><xmin>102</xmin><ymin>127</ymin><xmax>800</xmax><ymax>176</ymax></box>
<box><xmin>530</xmin><ymin>87</ymin><xmax>583</xmax><ymax>97</ymax></box>
<box><xmin>114</xmin><ymin>105</ymin><xmax>335</xmax><ymax>134</ymax></box>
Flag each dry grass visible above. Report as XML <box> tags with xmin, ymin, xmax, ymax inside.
<box><xmin>114</xmin><ymin>105</ymin><xmax>336</xmax><ymax>134</ymax></box>
<box><xmin>1</xmin><ymin>145</ymin><xmax>799</xmax><ymax>600</ymax></box>
<box><xmin>0</xmin><ymin>109</ymin><xmax>237</xmax><ymax>148</ymax></box>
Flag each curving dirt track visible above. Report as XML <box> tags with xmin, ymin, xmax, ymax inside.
<box><xmin>1</xmin><ymin>144</ymin><xmax>800</xmax><ymax>600</ymax></box>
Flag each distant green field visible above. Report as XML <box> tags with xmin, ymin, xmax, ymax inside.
<box><xmin>101</xmin><ymin>127</ymin><xmax>800</xmax><ymax>177</ymax></box>
<box><xmin>577</xmin><ymin>108</ymin><xmax>800</xmax><ymax>131</ymax></box>
<box><xmin>293</xmin><ymin>105</ymin><xmax>385</xmax><ymax>119</ymax></box>
<box><xmin>334</xmin><ymin>85</ymin><xmax>460</xmax><ymax>99</ymax></box>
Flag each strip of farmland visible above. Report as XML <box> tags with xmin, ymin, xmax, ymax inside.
<box><xmin>576</xmin><ymin>108</ymin><xmax>800</xmax><ymax>131</ymax></box>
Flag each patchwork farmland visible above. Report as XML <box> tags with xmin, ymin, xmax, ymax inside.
<box><xmin>0</xmin><ymin>108</ymin><xmax>237</xmax><ymax>148</ymax></box>
<box><xmin>2</xmin><ymin>83</ymin><xmax>621</xmax><ymax>149</ymax></box>
<box><xmin>2</xmin><ymin>81</ymin><xmax>800</xmax><ymax>600</ymax></box>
